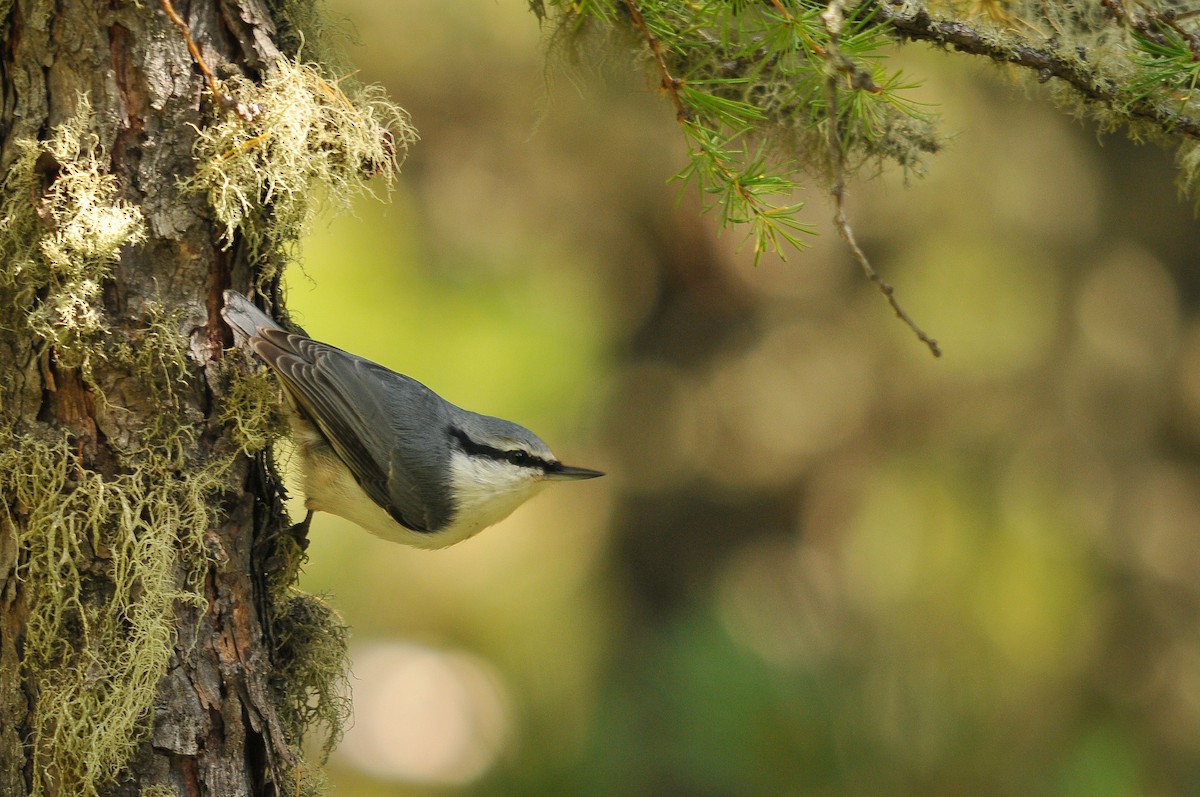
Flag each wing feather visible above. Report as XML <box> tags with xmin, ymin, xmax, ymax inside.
<box><xmin>251</xmin><ymin>329</ymin><xmax>450</xmax><ymax>532</ymax></box>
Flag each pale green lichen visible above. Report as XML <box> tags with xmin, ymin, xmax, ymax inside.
<box><xmin>140</xmin><ymin>787</ymin><xmax>178</xmax><ymax>797</ymax></box>
<box><xmin>107</xmin><ymin>302</ymin><xmax>205</xmax><ymax>468</ymax></box>
<box><xmin>271</xmin><ymin>591</ymin><xmax>352</xmax><ymax>763</ymax></box>
<box><xmin>0</xmin><ymin>99</ymin><xmax>145</xmax><ymax>371</ymax></box>
<box><xmin>220</xmin><ymin>362</ymin><xmax>290</xmax><ymax>456</ymax></box>
<box><xmin>0</xmin><ymin>103</ymin><xmax>228</xmax><ymax>797</ymax></box>
<box><xmin>183</xmin><ymin>57</ymin><xmax>416</xmax><ymax>284</ymax></box>
<box><xmin>280</xmin><ymin>762</ymin><xmax>333</xmax><ymax>797</ymax></box>
<box><xmin>917</xmin><ymin>0</ymin><xmax>1200</xmax><ymax>193</ymax></box>
<box><xmin>1177</xmin><ymin>139</ymin><xmax>1200</xmax><ymax>208</ymax></box>
<box><xmin>0</xmin><ymin>435</ymin><xmax>217</xmax><ymax>797</ymax></box>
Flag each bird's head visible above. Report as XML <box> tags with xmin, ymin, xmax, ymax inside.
<box><xmin>442</xmin><ymin>415</ymin><xmax>602</xmax><ymax>539</ymax></box>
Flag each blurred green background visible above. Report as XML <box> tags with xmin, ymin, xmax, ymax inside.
<box><xmin>284</xmin><ymin>3</ymin><xmax>1200</xmax><ymax>795</ymax></box>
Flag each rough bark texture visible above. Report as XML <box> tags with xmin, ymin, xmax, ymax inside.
<box><xmin>0</xmin><ymin>0</ymin><xmax>306</xmax><ymax>794</ymax></box>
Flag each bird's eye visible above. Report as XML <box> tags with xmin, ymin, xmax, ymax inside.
<box><xmin>507</xmin><ymin>450</ymin><xmax>531</xmax><ymax>466</ymax></box>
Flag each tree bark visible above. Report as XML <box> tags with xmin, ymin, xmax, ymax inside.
<box><xmin>0</xmin><ymin>1</ymin><xmax>334</xmax><ymax>794</ymax></box>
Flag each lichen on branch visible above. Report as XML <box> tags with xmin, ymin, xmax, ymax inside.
<box><xmin>542</xmin><ymin>0</ymin><xmax>1200</xmax><ymax>219</ymax></box>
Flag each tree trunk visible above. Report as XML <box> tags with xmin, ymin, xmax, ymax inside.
<box><xmin>0</xmin><ymin>1</ymin><xmax>364</xmax><ymax>794</ymax></box>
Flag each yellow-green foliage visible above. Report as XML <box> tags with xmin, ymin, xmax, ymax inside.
<box><xmin>184</xmin><ymin>57</ymin><xmax>417</xmax><ymax>281</ymax></box>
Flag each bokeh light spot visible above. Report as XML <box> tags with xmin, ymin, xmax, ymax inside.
<box><xmin>338</xmin><ymin>642</ymin><xmax>510</xmax><ymax>785</ymax></box>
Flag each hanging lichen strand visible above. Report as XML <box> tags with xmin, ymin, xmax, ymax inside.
<box><xmin>183</xmin><ymin>57</ymin><xmax>417</xmax><ymax>286</ymax></box>
<box><xmin>0</xmin><ymin>102</ymin><xmax>214</xmax><ymax>797</ymax></box>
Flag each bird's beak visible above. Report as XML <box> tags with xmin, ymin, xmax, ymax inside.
<box><xmin>545</xmin><ymin>463</ymin><xmax>605</xmax><ymax>481</ymax></box>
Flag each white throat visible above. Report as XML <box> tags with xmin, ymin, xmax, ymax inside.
<box><xmin>444</xmin><ymin>450</ymin><xmax>547</xmax><ymax>541</ymax></box>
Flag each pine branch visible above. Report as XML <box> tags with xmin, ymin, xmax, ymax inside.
<box><xmin>535</xmin><ymin>0</ymin><xmax>1200</xmax><ymax>356</ymax></box>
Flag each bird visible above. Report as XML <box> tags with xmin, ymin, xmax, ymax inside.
<box><xmin>221</xmin><ymin>289</ymin><xmax>603</xmax><ymax>549</ymax></box>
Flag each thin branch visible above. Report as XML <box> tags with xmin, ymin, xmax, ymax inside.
<box><xmin>875</xmin><ymin>2</ymin><xmax>1200</xmax><ymax>139</ymax></box>
<box><xmin>623</xmin><ymin>0</ymin><xmax>939</xmax><ymax>351</ymax></box>
<box><xmin>160</xmin><ymin>0</ymin><xmax>223</xmax><ymax>101</ymax></box>
<box><xmin>622</xmin><ymin>0</ymin><xmax>690</xmax><ymax>121</ymax></box>
<box><xmin>1104</xmin><ymin>0</ymin><xmax>1200</xmax><ymax>56</ymax></box>
<box><xmin>161</xmin><ymin>0</ymin><xmax>263</xmax><ymax>121</ymax></box>
<box><xmin>824</xmin><ymin>0</ymin><xmax>942</xmax><ymax>357</ymax></box>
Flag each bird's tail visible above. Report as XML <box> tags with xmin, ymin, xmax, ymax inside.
<box><xmin>222</xmin><ymin>289</ymin><xmax>282</xmax><ymax>340</ymax></box>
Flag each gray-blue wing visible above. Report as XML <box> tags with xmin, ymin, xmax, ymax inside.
<box><xmin>250</xmin><ymin>329</ymin><xmax>452</xmax><ymax>532</ymax></box>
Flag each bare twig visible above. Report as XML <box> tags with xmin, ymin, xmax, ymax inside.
<box><xmin>624</xmin><ymin>0</ymin><xmax>940</xmax><ymax>353</ymax></box>
<box><xmin>824</xmin><ymin>0</ymin><xmax>942</xmax><ymax>357</ymax></box>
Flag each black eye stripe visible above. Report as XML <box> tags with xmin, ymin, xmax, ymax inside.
<box><xmin>448</xmin><ymin>427</ymin><xmax>552</xmax><ymax>470</ymax></box>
